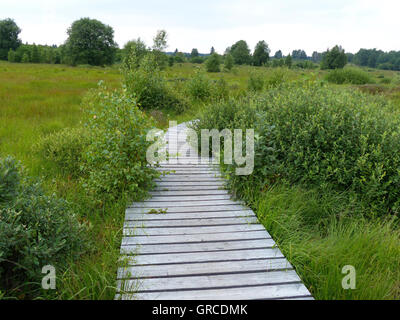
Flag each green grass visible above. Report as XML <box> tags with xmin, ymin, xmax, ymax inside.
<box><xmin>232</xmin><ymin>182</ymin><xmax>400</xmax><ymax>300</ymax></box>
<box><xmin>1</xmin><ymin>60</ymin><xmax>400</xmax><ymax>300</ymax></box>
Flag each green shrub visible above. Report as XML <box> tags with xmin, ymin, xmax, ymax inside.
<box><xmin>186</xmin><ymin>71</ymin><xmax>213</xmax><ymax>101</ymax></box>
<box><xmin>35</xmin><ymin>127</ymin><xmax>92</xmax><ymax>178</ymax></box>
<box><xmin>325</xmin><ymin>68</ymin><xmax>373</xmax><ymax>85</ymax></box>
<box><xmin>196</xmin><ymin>83</ymin><xmax>400</xmax><ymax>216</ymax></box>
<box><xmin>247</xmin><ymin>72</ymin><xmax>264</xmax><ymax>92</ymax></box>
<box><xmin>81</xmin><ymin>83</ymin><xmax>159</xmax><ymax>206</ymax></box>
<box><xmin>266</xmin><ymin>68</ymin><xmax>288</xmax><ymax>87</ymax></box>
<box><xmin>205</xmin><ymin>53</ymin><xmax>221</xmax><ymax>72</ymax></box>
<box><xmin>0</xmin><ymin>156</ymin><xmax>87</xmax><ymax>294</ymax></box>
<box><xmin>123</xmin><ymin>54</ymin><xmax>187</xmax><ymax>113</ymax></box>
<box><xmin>0</xmin><ymin>157</ymin><xmax>20</xmax><ymax>203</ymax></box>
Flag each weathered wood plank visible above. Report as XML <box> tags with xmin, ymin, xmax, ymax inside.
<box><xmin>125</xmin><ymin>210</ymin><xmax>255</xmax><ymax>221</ymax></box>
<box><xmin>124</xmin><ymin>248</ymin><xmax>283</xmax><ymax>265</ymax></box>
<box><xmin>124</xmin><ymin>216</ymin><xmax>258</xmax><ymax>227</ymax></box>
<box><xmin>123</xmin><ymin>224</ymin><xmax>265</xmax><ymax>236</ymax></box>
<box><xmin>126</xmin><ymin>204</ymin><xmax>248</xmax><ymax>214</ymax></box>
<box><xmin>116</xmin><ymin>283</ymin><xmax>312</xmax><ymax>300</ymax></box>
<box><xmin>149</xmin><ymin>190</ymin><xmax>229</xmax><ymax>196</ymax></box>
<box><xmin>118</xmin><ymin>270</ymin><xmax>302</xmax><ymax>293</ymax></box>
<box><xmin>121</xmin><ymin>238</ymin><xmax>276</xmax><ymax>255</ymax></box>
<box><xmin>143</xmin><ymin>195</ymin><xmax>232</xmax><ymax>202</ymax></box>
<box><xmin>117</xmin><ymin>257</ymin><xmax>292</xmax><ymax>278</ymax></box>
<box><xmin>129</xmin><ymin>200</ymin><xmax>244</xmax><ymax>208</ymax></box>
<box><xmin>122</xmin><ymin>230</ymin><xmax>271</xmax><ymax>245</ymax></box>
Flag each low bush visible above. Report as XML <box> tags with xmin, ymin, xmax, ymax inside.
<box><xmin>186</xmin><ymin>71</ymin><xmax>213</xmax><ymax>101</ymax></box>
<box><xmin>195</xmin><ymin>83</ymin><xmax>400</xmax><ymax>216</ymax></box>
<box><xmin>81</xmin><ymin>83</ymin><xmax>160</xmax><ymax>206</ymax></box>
<box><xmin>0</xmin><ymin>156</ymin><xmax>87</xmax><ymax>295</ymax></box>
<box><xmin>247</xmin><ymin>72</ymin><xmax>264</xmax><ymax>92</ymax></box>
<box><xmin>123</xmin><ymin>54</ymin><xmax>188</xmax><ymax>113</ymax></box>
<box><xmin>325</xmin><ymin>68</ymin><xmax>373</xmax><ymax>85</ymax></box>
<box><xmin>35</xmin><ymin>127</ymin><xmax>92</xmax><ymax>178</ymax></box>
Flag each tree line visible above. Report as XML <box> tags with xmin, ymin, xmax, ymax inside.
<box><xmin>1</xmin><ymin>17</ymin><xmax>399</xmax><ymax>71</ymax></box>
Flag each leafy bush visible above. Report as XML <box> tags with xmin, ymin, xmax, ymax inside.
<box><xmin>195</xmin><ymin>83</ymin><xmax>400</xmax><ymax>216</ymax></box>
<box><xmin>35</xmin><ymin>127</ymin><xmax>92</xmax><ymax>178</ymax></box>
<box><xmin>325</xmin><ymin>68</ymin><xmax>373</xmax><ymax>85</ymax></box>
<box><xmin>81</xmin><ymin>83</ymin><xmax>160</xmax><ymax>206</ymax></box>
<box><xmin>265</xmin><ymin>68</ymin><xmax>288</xmax><ymax>87</ymax></box>
<box><xmin>0</xmin><ymin>156</ymin><xmax>87</xmax><ymax>293</ymax></box>
<box><xmin>186</xmin><ymin>71</ymin><xmax>213</xmax><ymax>101</ymax></box>
<box><xmin>123</xmin><ymin>54</ymin><xmax>188</xmax><ymax>113</ymax></box>
<box><xmin>205</xmin><ymin>53</ymin><xmax>221</xmax><ymax>72</ymax></box>
<box><xmin>248</xmin><ymin>72</ymin><xmax>264</xmax><ymax>92</ymax></box>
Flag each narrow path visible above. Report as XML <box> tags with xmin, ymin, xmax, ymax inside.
<box><xmin>116</xmin><ymin>123</ymin><xmax>313</xmax><ymax>300</ymax></box>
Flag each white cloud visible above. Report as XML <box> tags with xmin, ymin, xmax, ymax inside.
<box><xmin>1</xmin><ymin>0</ymin><xmax>399</xmax><ymax>53</ymax></box>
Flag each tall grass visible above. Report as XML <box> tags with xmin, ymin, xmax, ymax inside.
<box><xmin>233</xmin><ymin>181</ymin><xmax>400</xmax><ymax>300</ymax></box>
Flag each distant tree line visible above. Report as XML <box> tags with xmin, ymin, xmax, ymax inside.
<box><xmin>351</xmin><ymin>49</ymin><xmax>400</xmax><ymax>71</ymax></box>
<box><xmin>2</xmin><ymin>17</ymin><xmax>399</xmax><ymax>71</ymax></box>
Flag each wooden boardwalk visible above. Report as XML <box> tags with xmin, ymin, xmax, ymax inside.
<box><xmin>116</xmin><ymin>123</ymin><xmax>313</xmax><ymax>300</ymax></box>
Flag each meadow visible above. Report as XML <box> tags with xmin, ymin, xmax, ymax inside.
<box><xmin>1</xmin><ymin>58</ymin><xmax>400</xmax><ymax>300</ymax></box>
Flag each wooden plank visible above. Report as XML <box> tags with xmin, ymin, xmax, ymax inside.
<box><xmin>123</xmin><ymin>224</ymin><xmax>265</xmax><ymax>236</ymax></box>
<box><xmin>116</xmin><ymin>283</ymin><xmax>312</xmax><ymax>300</ymax></box>
<box><xmin>121</xmin><ymin>238</ymin><xmax>276</xmax><ymax>255</ymax></box>
<box><xmin>126</xmin><ymin>204</ymin><xmax>247</xmax><ymax>213</ymax></box>
<box><xmin>118</xmin><ymin>270</ymin><xmax>302</xmax><ymax>292</ymax></box>
<box><xmin>155</xmin><ymin>177</ymin><xmax>223</xmax><ymax>182</ymax></box>
<box><xmin>122</xmin><ymin>230</ymin><xmax>271</xmax><ymax>245</ymax></box>
<box><xmin>125</xmin><ymin>210</ymin><xmax>256</xmax><ymax>221</ymax></box>
<box><xmin>149</xmin><ymin>190</ymin><xmax>229</xmax><ymax>196</ymax></box>
<box><xmin>124</xmin><ymin>216</ymin><xmax>258</xmax><ymax>227</ymax></box>
<box><xmin>129</xmin><ymin>200</ymin><xmax>243</xmax><ymax>208</ymax></box>
<box><xmin>117</xmin><ymin>257</ymin><xmax>292</xmax><ymax>278</ymax></box>
<box><xmin>154</xmin><ymin>185</ymin><xmax>225</xmax><ymax>191</ymax></box>
<box><xmin>144</xmin><ymin>195</ymin><xmax>232</xmax><ymax>202</ymax></box>
<box><xmin>124</xmin><ymin>248</ymin><xmax>283</xmax><ymax>265</ymax></box>
<box><xmin>156</xmin><ymin>181</ymin><xmax>225</xmax><ymax>187</ymax></box>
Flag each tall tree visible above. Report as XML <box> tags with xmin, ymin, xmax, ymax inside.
<box><xmin>191</xmin><ymin>48</ymin><xmax>199</xmax><ymax>58</ymax></box>
<box><xmin>253</xmin><ymin>40</ymin><xmax>270</xmax><ymax>66</ymax></box>
<box><xmin>205</xmin><ymin>53</ymin><xmax>220</xmax><ymax>72</ymax></box>
<box><xmin>224</xmin><ymin>53</ymin><xmax>234</xmax><ymax>71</ymax></box>
<box><xmin>285</xmin><ymin>54</ymin><xmax>292</xmax><ymax>68</ymax></box>
<box><xmin>210</xmin><ymin>46</ymin><xmax>215</xmax><ymax>54</ymax></box>
<box><xmin>229</xmin><ymin>40</ymin><xmax>251</xmax><ymax>65</ymax></box>
<box><xmin>274</xmin><ymin>50</ymin><xmax>283</xmax><ymax>59</ymax></box>
<box><xmin>0</xmin><ymin>18</ymin><xmax>22</xmax><ymax>60</ymax></box>
<box><xmin>321</xmin><ymin>45</ymin><xmax>347</xmax><ymax>69</ymax></box>
<box><xmin>64</xmin><ymin>18</ymin><xmax>117</xmax><ymax>66</ymax></box>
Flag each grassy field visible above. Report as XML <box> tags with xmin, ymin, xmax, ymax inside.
<box><xmin>1</xmin><ymin>59</ymin><xmax>400</xmax><ymax>299</ymax></box>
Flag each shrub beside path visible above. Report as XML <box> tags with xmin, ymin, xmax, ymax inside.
<box><xmin>115</xmin><ymin>123</ymin><xmax>312</xmax><ymax>300</ymax></box>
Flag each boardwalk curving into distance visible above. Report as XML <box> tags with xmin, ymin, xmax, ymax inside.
<box><xmin>116</xmin><ymin>123</ymin><xmax>313</xmax><ymax>300</ymax></box>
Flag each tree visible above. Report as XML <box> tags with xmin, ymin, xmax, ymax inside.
<box><xmin>229</xmin><ymin>40</ymin><xmax>251</xmax><ymax>65</ymax></box>
<box><xmin>205</xmin><ymin>53</ymin><xmax>221</xmax><ymax>72</ymax></box>
<box><xmin>321</xmin><ymin>45</ymin><xmax>347</xmax><ymax>69</ymax></box>
<box><xmin>21</xmin><ymin>52</ymin><xmax>30</xmax><ymax>63</ymax></box>
<box><xmin>311</xmin><ymin>51</ymin><xmax>322</xmax><ymax>63</ymax></box>
<box><xmin>0</xmin><ymin>18</ymin><xmax>22</xmax><ymax>60</ymax></box>
<box><xmin>253</xmin><ymin>40</ymin><xmax>270</xmax><ymax>66</ymax></box>
<box><xmin>7</xmin><ymin>49</ymin><xmax>16</xmax><ymax>62</ymax></box>
<box><xmin>31</xmin><ymin>44</ymin><xmax>40</xmax><ymax>63</ymax></box>
<box><xmin>191</xmin><ymin>48</ymin><xmax>199</xmax><ymax>58</ymax></box>
<box><xmin>210</xmin><ymin>46</ymin><xmax>215</xmax><ymax>54</ymax></box>
<box><xmin>224</xmin><ymin>53</ymin><xmax>234</xmax><ymax>71</ymax></box>
<box><xmin>285</xmin><ymin>54</ymin><xmax>292</xmax><ymax>68</ymax></box>
<box><xmin>274</xmin><ymin>50</ymin><xmax>283</xmax><ymax>59</ymax></box>
<box><xmin>152</xmin><ymin>30</ymin><xmax>168</xmax><ymax>69</ymax></box>
<box><xmin>292</xmin><ymin>49</ymin><xmax>308</xmax><ymax>60</ymax></box>
<box><xmin>64</xmin><ymin>18</ymin><xmax>117</xmax><ymax>66</ymax></box>
<box><xmin>123</xmin><ymin>38</ymin><xmax>148</xmax><ymax>69</ymax></box>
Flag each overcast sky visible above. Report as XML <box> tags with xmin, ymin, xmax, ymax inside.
<box><xmin>2</xmin><ymin>0</ymin><xmax>399</xmax><ymax>55</ymax></box>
